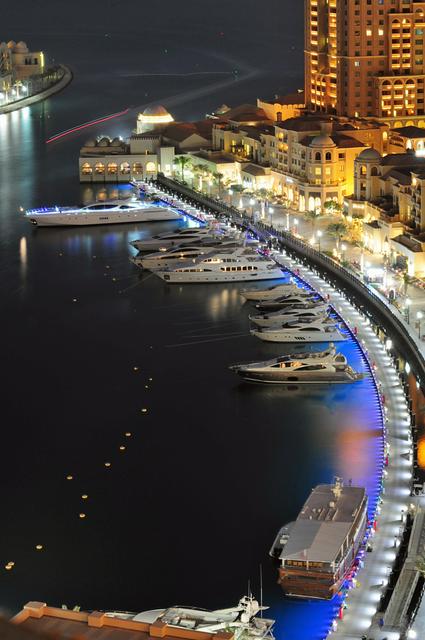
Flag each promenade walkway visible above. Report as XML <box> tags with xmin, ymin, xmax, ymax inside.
<box><xmin>140</xmin><ymin>178</ymin><xmax>419</xmax><ymax>639</ymax></box>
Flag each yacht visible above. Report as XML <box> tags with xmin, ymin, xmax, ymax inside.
<box><xmin>132</xmin><ymin>240</ymin><xmax>251</xmax><ymax>270</ymax></box>
<box><xmin>255</xmin><ymin>293</ymin><xmax>320</xmax><ymax>312</ymax></box>
<box><xmin>240</xmin><ymin>283</ymin><xmax>299</xmax><ymax>301</ymax></box>
<box><xmin>249</xmin><ymin>304</ymin><xmax>329</xmax><ymax>327</ymax></box>
<box><xmin>130</xmin><ymin>227</ymin><xmax>235</xmax><ymax>252</ymax></box>
<box><xmin>229</xmin><ymin>346</ymin><xmax>364</xmax><ymax>384</ymax></box>
<box><xmin>105</xmin><ymin>595</ymin><xmax>274</xmax><ymax>640</ymax></box>
<box><xmin>155</xmin><ymin>248</ymin><xmax>285</xmax><ymax>283</ymax></box>
<box><xmin>251</xmin><ymin>319</ymin><xmax>347</xmax><ymax>343</ymax></box>
<box><xmin>25</xmin><ymin>198</ymin><xmax>181</xmax><ymax>227</ymax></box>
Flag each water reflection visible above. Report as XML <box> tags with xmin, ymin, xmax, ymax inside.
<box><xmin>19</xmin><ymin>236</ymin><xmax>27</xmax><ymax>281</ymax></box>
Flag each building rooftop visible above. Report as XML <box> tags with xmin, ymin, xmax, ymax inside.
<box><xmin>221</xmin><ymin>104</ymin><xmax>269</xmax><ymax>124</ymax></box>
<box><xmin>279</xmin><ymin>484</ymin><xmax>366</xmax><ymax>565</ymax></box>
<box><xmin>381</xmin><ymin>152</ymin><xmax>425</xmax><ymax>167</ymax></box>
<box><xmin>391</xmin><ymin>126</ymin><xmax>425</xmax><ymax>139</ymax></box>
<box><xmin>242</xmin><ymin>164</ymin><xmax>268</xmax><ymax>176</ymax></box>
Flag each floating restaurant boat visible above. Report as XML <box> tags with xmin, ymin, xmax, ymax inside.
<box><xmin>249</xmin><ymin>304</ymin><xmax>329</xmax><ymax>327</ymax></box>
<box><xmin>155</xmin><ymin>248</ymin><xmax>285</xmax><ymax>283</ymax></box>
<box><xmin>270</xmin><ymin>479</ymin><xmax>368</xmax><ymax>600</ymax></box>
<box><xmin>255</xmin><ymin>293</ymin><xmax>320</xmax><ymax>312</ymax></box>
<box><xmin>240</xmin><ymin>282</ymin><xmax>298</xmax><ymax>301</ymax></box>
<box><xmin>25</xmin><ymin>198</ymin><xmax>181</xmax><ymax>226</ymax></box>
<box><xmin>105</xmin><ymin>595</ymin><xmax>275</xmax><ymax>640</ymax></box>
<box><xmin>229</xmin><ymin>345</ymin><xmax>364</xmax><ymax>384</ymax></box>
<box><xmin>251</xmin><ymin>319</ymin><xmax>347</xmax><ymax>343</ymax></box>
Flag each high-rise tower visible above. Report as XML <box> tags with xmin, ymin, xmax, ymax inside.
<box><xmin>305</xmin><ymin>0</ymin><xmax>425</xmax><ymax>125</ymax></box>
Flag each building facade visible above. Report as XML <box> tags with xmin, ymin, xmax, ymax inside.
<box><xmin>305</xmin><ymin>0</ymin><xmax>425</xmax><ymax>126</ymax></box>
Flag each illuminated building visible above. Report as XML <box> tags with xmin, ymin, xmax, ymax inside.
<box><xmin>347</xmin><ymin>148</ymin><xmax>425</xmax><ymax>274</ymax></box>
<box><xmin>0</xmin><ymin>41</ymin><xmax>45</xmax><ymax>81</ymax></box>
<box><xmin>137</xmin><ymin>104</ymin><xmax>174</xmax><ymax>134</ymax></box>
<box><xmin>305</xmin><ymin>0</ymin><xmax>425</xmax><ymax>126</ymax></box>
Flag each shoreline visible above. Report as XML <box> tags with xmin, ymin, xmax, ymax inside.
<box><xmin>0</xmin><ymin>64</ymin><xmax>73</xmax><ymax>115</ymax></box>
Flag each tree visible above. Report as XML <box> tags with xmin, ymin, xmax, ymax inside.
<box><xmin>174</xmin><ymin>156</ymin><xmax>192</xmax><ymax>183</ymax></box>
<box><xmin>327</xmin><ymin>221</ymin><xmax>348</xmax><ymax>249</ymax></box>
<box><xmin>323</xmin><ymin>200</ymin><xmax>343</xmax><ymax>216</ymax></box>
<box><xmin>213</xmin><ymin>172</ymin><xmax>224</xmax><ymax>197</ymax></box>
<box><xmin>403</xmin><ymin>271</ymin><xmax>410</xmax><ymax>296</ymax></box>
<box><xmin>304</xmin><ymin>209</ymin><xmax>322</xmax><ymax>235</ymax></box>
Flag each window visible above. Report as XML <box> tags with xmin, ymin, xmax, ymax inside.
<box><xmin>81</xmin><ymin>163</ymin><xmax>92</xmax><ymax>175</ymax></box>
<box><xmin>95</xmin><ymin>162</ymin><xmax>105</xmax><ymax>174</ymax></box>
<box><xmin>107</xmin><ymin>163</ymin><xmax>118</xmax><ymax>174</ymax></box>
<box><xmin>120</xmin><ymin>162</ymin><xmax>131</xmax><ymax>174</ymax></box>
<box><xmin>132</xmin><ymin>162</ymin><xmax>143</xmax><ymax>174</ymax></box>
<box><xmin>146</xmin><ymin>161</ymin><xmax>156</xmax><ymax>173</ymax></box>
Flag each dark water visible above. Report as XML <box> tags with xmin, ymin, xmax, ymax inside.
<box><xmin>1</xmin><ymin>4</ymin><xmax>382</xmax><ymax>639</ymax></box>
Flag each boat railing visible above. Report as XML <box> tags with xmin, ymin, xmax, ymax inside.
<box><xmin>26</xmin><ymin>206</ymin><xmax>76</xmax><ymax>214</ymax></box>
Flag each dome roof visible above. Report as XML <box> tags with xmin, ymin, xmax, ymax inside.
<box><xmin>310</xmin><ymin>134</ymin><xmax>336</xmax><ymax>149</ymax></box>
<box><xmin>7</xmin><ymin>41</ymin><xmax>16</xmax><ymax>49</ymax></box>
<box><xmin>111</xmin><ymin>137</ymin><xmax>122</xmax><ymax>146</ymax></box>
<box><xmin>357</xmin><ymin>147</ymin><xmax>382</xmax><ymax>162</ymax></box>
<box><xmin>97</xmin><ymin>137</ymin><xmax>111</xmax><ymax>147</ymax></box>
<box><xmin>84</xmin><ymin>139</ymin><xmax>96</xmax><ymax>147</ymax></box>
<box><xmin>14</xmin><ymin>41</ymin><xmax>28</xmax><ymax>52</ymax></box>
<box><xmin>142</xmin><ymin>104</ymin><xmax>170</xmax><ymax>117</ymax></box>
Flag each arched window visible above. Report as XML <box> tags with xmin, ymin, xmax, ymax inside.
<box><xmin>325</xmin><ymin>152</ymin><xmax>332</xmax><ymax>162</ymax></box>
<box><xmin>315</xmin><ymin>152</ymin><xmax>321</xmax><ymax>162</ymax></box>
<box><xmin>81</xmin><ymin>163</ymin><xmax>92</xmax><ymax>175</ymax></box>
<box><xmin>146</xmin><ymin>161</ymin><xmax>156</xmax><ymax>173</ymax></box>
<box><xmin>360</xmin><ymin>165</ymin><xmax>367</xmax><ymax>176</ymax></box>
<box><xmin>95</xmin><ymin>162</ymin><xmax>105</xmax><ymax>174</ymax></box>
<box><xmin>308</xmin><ymin>196</ymin><xmax>315</xmax><ymax>211</ymax></box>
<box><xmin>371</xmin><ymin>167</ymin><xmax>378</xmax><ymax>176</ymax></box>
<box><xmin>132</xmin><ymin>162</ymin><xmax>143</xmax><ymax>174</ymax></box>
<box><xmin>276</xmin><ymin>111</ymin><xmax>282</xmax><ymax>122</ymax></box>
<box><xmin>120</xmin><ymin>162</ymin><xmax>131</xmax><ymax>174</ymax></box>
<box><xmin>107</xmin><ymin>163</ymin><xmax>118</xmax><ymax>174</ymax></box>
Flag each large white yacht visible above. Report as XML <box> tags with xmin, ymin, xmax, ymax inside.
<box><xmin>249</xmin><ymin>304</ymin><xmax>329</xmax><ymax>327</ymax></box>
<box><xmin>155</xmin><ymin>248</ymin><xmax>285</xmax><ymax>283</ymax></box>
<box><xmin>254</xmin><ymin>293</ymin><xmax>319</xmax><ymax>312</ymax></box>
<box><xmin>230</xmin><ymin>345</ymin><xmax>364</xmax><ymax>384</ymax></box>
<box><xmin>130</xmin><ymin>227</ymin><xmax>232</xmax><ymax>252</ymax></box>
<box><xmin>25</xmin><ymin>198</ymin><xmax>181</xmax><ymax>227</ymax></box>
<box><xmin>132</xmin><ymin>241</ymin><xmax>247</xmax><ymax>270</ymax></box>
<box><xmin>240</xmin><ymin>282</ymin><xmax>299</xmax><ymax>301</ymax></box>
<box><xmin>251</xmin><ymin>319</ymin><xmax>347</xmax><ymax>343</ymax></box>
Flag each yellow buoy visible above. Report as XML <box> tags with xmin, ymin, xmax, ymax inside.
<box><xmin>104</xmin><ymin>462</ymin><xmax>111</xmax><ymax>468</ymax></box>
<box><xmin>66</xmin><ymin>475</ymin><xmax>73</xmax><ymax>481</ymax></box>
<box><xmin>5</xmin><ymin>565</ymin><xmax>12</xmax><ymax>571</ymax></box>
<box><xmin>125</xmin><ymin>432</ymin><xmax>132</xmax><ymax>437</ymax></box>
<box><xmin>141</xmin><ymin>408</ymin><xmax>148</xmax><ymax>414</ymax></box>
<box><xmin>35</xmin><ymin>545</ymin><xmax>43</xmax><ymax>551</ymax></box>
<box><xmin>133</xmin><ymin>366</ymin><xmax>139</xmax><ymax>371</ymax></box>
<box><xmin>81</xmin><ymin>494</ymin><xmax>88</xmax><ymax>500</ymax></box>
<box><xmin>79</xmin><ymin>513</ymin><xmax>86</xmax><ymax>519</ymax></box>
<box><xmin>149</xmin><ymin>377</ymin><xmax>153</xmax><ymax>381</ymax></box>
<box><xmin>119</xmin><ymin>445</ymin><xmax>125</xmax><ymax>451</ymax></box>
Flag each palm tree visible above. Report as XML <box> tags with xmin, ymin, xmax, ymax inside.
<box><xmin>174</xmin><ymin>156</ymin><xmax>192</xmax><ymax>183</ymax></box>
<box><xmin>213</xmin><ymin>172</ymin><xmax>224</xmax><ymax>197</ymax></box>
<box><xmin>327</xmin><ymin>221</ymin><xmax>348</xmax><ymax>249</ymax></box>
<box><xmin>304</xmin><ymin>209</ymin><xmax>322</xmax><ymax>235</ymax></box>
<box><xmin>323</xmin><ymin>200</ymin><xmax>343</xmax><ymax>216</ymax></box>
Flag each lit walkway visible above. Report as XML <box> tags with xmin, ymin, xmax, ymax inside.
<box><xmin>275</xmin><ymin>251</ymin><xmax>413</xmax><ymax>640</ymax></box>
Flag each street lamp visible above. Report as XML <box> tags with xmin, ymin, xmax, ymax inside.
<box><xmin>228</xmin><ymin>188</ymin><xmax>233</xmax><ymax>206</ymax></box>
<box><xmin>417</xmin><ymin>311</ymin><xmax>423</xmax><ymax>338</ymax></box>
<box><xmin>249</xmin><ymin>198</ymin><xmax>255</xmax><ymax>218</ymax></box>
<box><xmin>293</xmin><ymin>217</ymin><xmax>298</xmax><ymax>235</ymax></box>
<box><xmin>406</xmin><ymin>297</ymin><xmax>412</xmax><ymax>324</ymax></box>
<box><xmin>268</xmin><ymin>207</ymin><xmax>274</xmax><ymax>227</ymax></box>
<box><xmin>317</xmin><ymin>229</ymin><xmax>323</xmax><ymax>252</ymax></box>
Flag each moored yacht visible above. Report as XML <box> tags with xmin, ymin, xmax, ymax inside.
<box><xmin>251</xmin><ymin>319</ymin><xmax>347</xmax><ymax>343</ymax></box>
<box><xmin>249</xmin><ymin>304</ymin><xmax>329</xmax><ymax>327</ymax></box>
<box><xmin>130</xmin><ymin>225</ymin><xmax>239</xmax><ymax>252</ymax></box>
<box><xmin>25</xmin><ymin>198</ymin><xmax>181</xmax><ymax>226</ymax></box>
<box><xmin>132</xmin><ymin>240</ymin><xmax>251</xmax><ymax>270</ymax></box>
<box><xmin>229</xmin><ymin>346</ymin><xmax>364</xmax><ymax>384</ymax></box>
<box><xmin>240</xmin><ymin>282</ymin><xmax>298</xmax><ymax>301</ymax></box>
<box><xmin>155</xmin><ymin>248</ymin><xmax>285</xmax><ymax>283</ymax></box>
<box><xmin>255</xmin><ymin>293</ymin><xmax>320</xmax><ymax>312</ymax></box>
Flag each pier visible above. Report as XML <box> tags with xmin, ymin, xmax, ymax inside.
<box><xmin>136</xmin><ymin>176</ymin><xmax>423</xmax><ymax>639</ymax></box>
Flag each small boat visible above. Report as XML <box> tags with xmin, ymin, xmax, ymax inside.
<box><xmin>25</xmin><ymin>198</ymin><xmax>181</xmax><ymax>227</ymax></box>
<box><xmin>229</xmin><ymin>345</ymin><xmax>364</xmax><ymax>384</ymax></box>
<box><xmin>255</xmin><ymin>293</ymin><xmax>319</xmax><ymax>312</ymax></box>
<box><xmin>155</xmin><ymin>248</ymin><xmax>285</xmax><ymax>284</ymax></box>
<box><xmin>251</xmin><ymin>320</ymin><xmax>347</xmax><ymax>343</ymax></box>
<box><xmin>240</xmin><ymin>283</ymin><xmax>298</xmax><ymax>301</ymax></box>
<box><xmin>249</xmin><ymin>304</ymin><xmax>329</xmax><ymax>327</ymax></box>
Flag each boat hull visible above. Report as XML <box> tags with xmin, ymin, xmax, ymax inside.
<box><xmin>156</xmin><ymin>268</ymin><xmax>286</xmax><ymax>283</ymax></box>
<box><xmin>233</xmin><ymin>369</ymin><xmax>362</xmax><ymax>384</ymax></box>
<box><xmin>27</xmin><ymin>207</ymin><xmax>181</xmax><ymax>227</ymax></box>
<box><xmin>251</xmin><ymin>329</ymin><xmax>346</xmax><ymax>343</ymax></box>
<box><xmin>240</xmin><ymin>286</ymin><xmax>298</xmax><ymax>301</ymax></box>
<box><xmin>250</xmin><ymin>311</ymin><xmax>327</xmax><ymax>327</ymax></box>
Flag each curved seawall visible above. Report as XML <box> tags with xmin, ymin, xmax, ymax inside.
<box><xmin>0</xmin><ymin>65</ymin><xmax>73</xmax><ymax>115</ymax></box>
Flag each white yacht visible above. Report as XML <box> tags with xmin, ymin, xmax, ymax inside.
<box><xmin>230</xmin><ymin>346</ymin><xmax>364</xmax><ymax>384</ymax></box>
<box><xmin>25</xmin><ymin>198</ymin><xmax>181</xmax><ymax>227</ymax></box>
<box><xmin>132</xmin><ymin>241</ymin><xmax>247</xmax><ymax>270</ymax></box>
<box><xmin>131</xmin><ymin>227</ymin><xmax>232</xmax><ymax>252</ymax></box>
<box><xmin>240</xmin><ymin>282</ymin><xmax>299</xmax><ymax>301</ymax></box>
<box><xmin>251</xmin><ymin>319</ymin><xmax>347</xmax><ymax>343</ymax></box>
<box><xmin>249</xmin><ymin>304</ymin><xmax>329</xmax><ymax>327</ymax></box>
<box><xmin>155</xmin><ymin>248</ymin><xmax>285</xmax><ymax>283</ymax></box>
<box><xmin>255</xmin><ymin>293</ymin><xmax>319</xmax><ymax>312</ymax></box>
